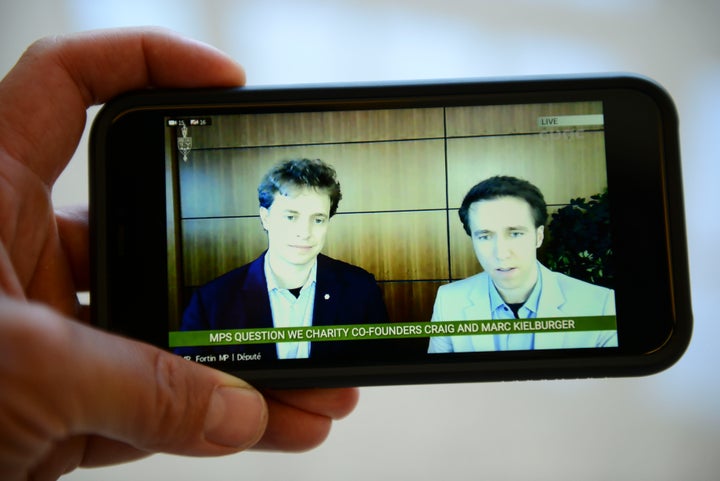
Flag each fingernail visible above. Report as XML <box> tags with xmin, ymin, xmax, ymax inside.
<box><xmin>204</xmin><ymin>386</ymin><xmax>267</xmax><ymax>448</ymax></box>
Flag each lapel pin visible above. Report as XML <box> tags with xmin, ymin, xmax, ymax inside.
<box><xmin>324</xmin><ymin>293</ymin><xmax>330</xmax><ymax>300</ymax></box>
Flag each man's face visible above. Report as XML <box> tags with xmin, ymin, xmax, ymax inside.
<box><xmin>467</xmin><ymin>196</ymin><xmax>544</xmax><ymax>302</ymax></box>
<box><xmin>260</xmin><ymin>187</ymin><xmax>331</xmax><ymax>270</ymax></box>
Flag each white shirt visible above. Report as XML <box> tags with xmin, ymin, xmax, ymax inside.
<box><xmin>264</xmin><ymin>256</ymin><xmax>317</xmax><ymax>359</ymax></box>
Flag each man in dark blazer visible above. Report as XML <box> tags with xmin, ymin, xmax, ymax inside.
<box><xmin>177</xmin><ymin>158</ymin><xmax>389</xmax><ymax>361</ymax></box>
<box><xmin>178</xmin><ymin>251</ymin><xmax>388</xmax><ymax>360</ymax></box>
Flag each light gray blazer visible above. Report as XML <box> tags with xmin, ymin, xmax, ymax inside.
<box><xmin>427</xmin><ymin>263</ymin><xmax>618</xmax><ymax>353</ymax></box>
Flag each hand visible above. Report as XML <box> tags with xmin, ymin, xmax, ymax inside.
<box><xmin>0</xmin><ymin>28</ymin><xmax>359</xmax><ymax>481</ymax></box>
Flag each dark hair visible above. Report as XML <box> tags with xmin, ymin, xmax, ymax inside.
<box><xmin>458</xmin><ymin>175</ymin><xmax>548</xmax><ymax>235</ymax></box>
<box><xmin>258</xmin><ymin>158</ymin><xmax>342</xmax><ymax>216</ymax></box>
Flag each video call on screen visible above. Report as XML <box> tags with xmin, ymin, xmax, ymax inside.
<box><xmin>163</xmin><ymin>100</ymin><xmax>617</xmax><ymax>355</ymax></box>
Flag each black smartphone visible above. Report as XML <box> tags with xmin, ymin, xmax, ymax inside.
<box><xmin>90</xmin><ymin>74</ymin><xmax>691</xmax><ymax>388</ymax></box>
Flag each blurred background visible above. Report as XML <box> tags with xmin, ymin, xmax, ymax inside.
<box><xmin>2</xmin><ymin>1</ymin><xmax>718</xmax><ymax>479</ymax></box>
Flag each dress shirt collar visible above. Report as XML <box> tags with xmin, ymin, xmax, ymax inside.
<box><xmin>488</xmin><ymin>261</ymin><xmax>543</xmax><ymax>316</ymax></box>
<box><xmin>264</xmin><ymin>254</ymin><xmax>318</xmax><ymax>294</ymax></box>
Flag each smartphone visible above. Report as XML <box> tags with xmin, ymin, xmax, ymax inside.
<box><xmin>90</xmin><ymin>74</ymin><xmax>691</xmax><ymax>388</ymax></box>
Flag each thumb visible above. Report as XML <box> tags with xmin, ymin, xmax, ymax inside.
<box><xmin>0</xmin><ymin>298</ymin><xmax>268</xmax><ymax>470</ymax></box>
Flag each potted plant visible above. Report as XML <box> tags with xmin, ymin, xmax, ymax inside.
<box><xmin>542</xmin><ymin>190</ymin><xmax>614</xmax><ymax>289</ymax></box>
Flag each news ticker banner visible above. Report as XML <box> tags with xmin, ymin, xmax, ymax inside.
<box><xmin>168</xmin><ymin>316</ymin><xmax>617</xmax><ymax>348</ymax></box>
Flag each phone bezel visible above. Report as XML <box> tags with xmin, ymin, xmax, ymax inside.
<box><xmin>90</xmin><ymin>74</ymin><xmax>691</xmax><ymax>387</ymax></box>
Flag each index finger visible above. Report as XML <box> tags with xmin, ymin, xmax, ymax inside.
<box><xmin>0</xmin><ymin>27</ymin><xmax>245</xmax><ymax>186</ymax></box>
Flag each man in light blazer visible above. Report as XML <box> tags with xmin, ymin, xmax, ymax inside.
<box><xmin>178</xmin><ymin>158</ymin><xmax>389</xmax><ymax>360</ymax></box>
<box><xmin>428</xmin><ymin>176</ymin><xmax>617</xmax><ymax>353</ymax></box>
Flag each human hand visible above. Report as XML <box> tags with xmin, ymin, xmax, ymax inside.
<box><xmin>0</xmin><ymin>28</ymin><xmax>359</xmax><ymax>481</ymax></box>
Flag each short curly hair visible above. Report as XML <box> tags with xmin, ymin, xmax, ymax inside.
<box><xmin>258</xmin><ymin>158</ymin><xmax>342</xmax><ymax>217</ymax></box>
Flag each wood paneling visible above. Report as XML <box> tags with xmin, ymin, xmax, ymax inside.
<box><xmin>323</xmin><ymin>211</ymin><xmax>450</xmax><ymax>281</ymax></box>
<box><xmin>179</xmin><ymin>150</ymin><xmax>276</xmax><ymax>218</ymax></box>
<box><xmin>185</xmin><ymin>108</ymin><xmax>444</xmax><ymax>149</ymax></box>
<box><xmin>326</xmin><ymin>140</ymin><xmax>446</xmax><ymax>212</ymax></box>
<box><xmin>446</xmin><ymin>102</ymin><xmax>603</xmax><ymax>137</ymax></box>
<box><xmin>182</xmin><ymin>217</ymin><xmax>267</xmax><ymax>286</ymax></box>
<box><xmin>449</xmin><ymin>212</ymin><xmax>482</xmax><ymax>281</ymax></box>
<box><xmin>182</xmin><ymin>211</ymin><xmax>450</xmax><ymax>286</ymax></box>
<box><xmin>179</xmin><ymin>139</ymin><xmax>447</xmax><ymax>218</ymax></box>
<box><xmin>379</xmin><ymin>281</ymin><xmax>443</xmax><ymax>324</ymax></box>
<box><xmin>446</xmin><ymin>132</ymin><xmax>607</xmax><ymax>207</ymax></box>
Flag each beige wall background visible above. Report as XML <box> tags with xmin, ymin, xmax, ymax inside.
<box><xmin>2</xmin><ymin>1</ymin><xmax>719</xmax><ymax>480</ymax></box>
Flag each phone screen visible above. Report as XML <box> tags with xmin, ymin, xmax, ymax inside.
<box><xmin>163</xmin><ymin>100</ymin><xmax>618</xmax><ymax>365</ymax></box>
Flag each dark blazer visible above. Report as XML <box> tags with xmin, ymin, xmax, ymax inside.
<box><xmin>176</xmin><ymin>253</ymin><xmax>389</xmax><ymax>360</ymax></box>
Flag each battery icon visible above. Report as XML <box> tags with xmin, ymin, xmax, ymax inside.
<box><xmin>167</xmin><ymin>118</ymin><xmax>211</xmax><ymax>127</ymax></box>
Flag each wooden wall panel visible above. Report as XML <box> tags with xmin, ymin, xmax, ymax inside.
<box><xmin>446</xmin><ymin>102</ymin><xmax>603</xmax><ymax>137</ymax></box>
<box><xmin>182</xmin><ymin>217</ymin><xmax>267</xmax><ymax>286</ymax></box>
<box><xmin>446</xmin><ymin>132</ymin><xmax>607</xmax><ymax>207</ymax></box>
<box><xmin>179</xmin><ymin>139</ymin><xmax>447</xmax><ymax>218</ymax></box>
<box><xmin>324</xmin><ymin>140</ymin><xmax>446</xmax><ymax>212</ymax></box>
<box><xmin>185</xmin><ymin>108</ymin><xmax>444</xmax><ymax>149</ymax></box>
<box><xmin>379</xmin><ymin>281</ymin><xmax>443</xmax><ymax>324</ymax></box>
<box><xmin>323</xmin><ymin>211</ymin><xmax>450</xmax><ymax>281</ymax></box>
<box><xmin>182</xmin><ymin>211</ymin><xmax>451</xmax><ymax>286</ymax></box>
<box><xmin>448</xmin><ymin>212</ymin><xmax>481</xmax><ymax>281</ymax></box>
<box><xmin>179</xmin><ymin>149</ymin><xmax>273</xmax><ymax>218</ymax></box>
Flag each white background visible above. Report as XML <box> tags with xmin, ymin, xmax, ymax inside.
<box><xmin>2</xmin><ymin>1</ymin><xmax>719</xmax><ymax>480</ymax></box>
